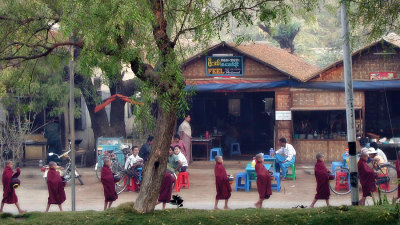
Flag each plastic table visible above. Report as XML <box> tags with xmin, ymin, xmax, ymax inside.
<box><xmin>245</xmin><ymin>163</ymin><xmax>272</xmax><ymax>192</ymax></box>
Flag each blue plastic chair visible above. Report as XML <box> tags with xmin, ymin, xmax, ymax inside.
<box><xmin>209</xmin><ymin>148</ymin><xmax>223</xmax><ymax>161</ymax></box>
<box><xmin>235</xmin><ymin>172</ymin><xmax>247</xmax><ymax>191</ymax></box>
<box><xmin>271</xmin><ymin>172</ymin><xmax>281</xmax><ymax>192</ymax></box>
<box><xmin>230</xmin><ymin>143</ymin><xmax>241</xmax><ymax>157</ymax></box>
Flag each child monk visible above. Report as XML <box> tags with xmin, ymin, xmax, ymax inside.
<box><xmin>214</xmin><ymin>155</ymin><xmax>232</xmax><ymax>210</ymax></box>
<box><xmin>0</xmin><ymin>160</ymin><xmax>25</xmax><ymax>213</ymax></box>
<box><xmin>101</xmin><ymin>158</ymin><xmax>118</xmax><ymax>210</ymax></box>
<box><xmin>358</xmin><ymin>151</ymin><xmax>377</xmax><ymax>206</ymax></box>
<box><xmin>157</xmin><ymin>170</ymin><xmax>176</xmax><ymax>209</ymax></box>
<box><xmin>46</xmin><ymin>161</ymin><xmax>66</xmax><ymax>212</ymax></box>
<box><xmin>254</xmin><ymin>153</ymin><xmax>272</xmax><ymax>208</ymax></box>
<box><xmin>310</xmin><ymin>153</ymin><xmax>330</xmax><ymax>208</ymax></box>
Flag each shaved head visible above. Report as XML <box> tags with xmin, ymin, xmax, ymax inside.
<box><xmin>49</xmin><ymin>161</ymin><xmax>57</xmax><ymax>167</ymax></box>
<box><xmin>215</xmin><ymin>155</ymin><xmax>222</xmax><ymax>161</ymax></box>
<box><xmin>103</xmin><ymin>157</ymin><xmax>111</xmax><ymax>163</ymax></box>
<box><xmin>5</xmin><ymin>160</ymin><xmax>12</xmax><ymax>166</ymax></box>
<box><xmin>256</xmin><ymin>153</ymin><xmax>264</xmax><ymax>161</ymax></box>
<box><xmin>316</xmin><ymin>153</ymin><xmax>324</xmax><ymax>160</ymax></box>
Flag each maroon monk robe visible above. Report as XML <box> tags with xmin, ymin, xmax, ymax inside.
<box><xmin>314</xmin><ymin>160</ymin><xmax>330</xmax><ymax>199</ymax></box>
<box><xmin>255</xmin><ymin>161</ymin><xmax>272</xmax><ymax>199</ymax></box>
<box><xmin>158</xmin><ymin>171</ymin><xmax>176</xmax><ymax>203</ymax></box>
<box><xmin>47</xmin><ymin>168</ymin><xmax>66</xmax><ymax>205</ymax></box>
<box><xmin>214</xmin><ymin>162</ymin><xmax>232</xmax><ymax>200</ymax></box>
<box><xmin>101</xmin><ymin>165</ymin><xmax>118</xmax><ymax>202</ymax></box>
<box><xmin>396</xmin><ymin>155</ymin><xmax>400</xmax><ymax>199</ymax></box>
<box><xmin>358</xmin><ymin>158</ymin><xmax>376</xmax><ymax>197</ymax></box>
<box><xmin>2</xmin><ymin>167</ymin><xmax>20</xmax><ymax>204</ymax></box>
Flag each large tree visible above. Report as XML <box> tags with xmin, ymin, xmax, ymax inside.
<box><xmin>0</xmin><ymin>0</ymin><xmax>320</xmax><ymax>212</ymax></box>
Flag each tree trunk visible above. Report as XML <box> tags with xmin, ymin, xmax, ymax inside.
<box><xmin>134</xmin><ymin>105</ymin><xmax>177</xmax><ymax>212</ymax></box>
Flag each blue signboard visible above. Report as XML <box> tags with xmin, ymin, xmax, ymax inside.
<box><xmin>206</xmin><ymin>56</ymin><xmax>244</xmax><ymax>77</ymax></box>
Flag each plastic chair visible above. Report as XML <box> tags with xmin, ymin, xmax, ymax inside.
<box><xmin>285</xmin><ymin>164</ymin><xmax>296</xmax><ymax>180</ymax></box>
<box><xmin>230</xmin><ymin>143</ymin><xmax>241</xmax><ymax>157</ymax></box>
<box><xmin>335</xmin><ymin>171</ymin><xmax>349</xmax><ymax>192</ymax></box>
<box><xmin>331</xmin><ymin>161</ymin><xmax>344</xmax><ymax>173</ymax></box>
<box><xmin>235</xmin><ymin>172</ymin><xmax>247</xmax><ymax>191</ymax></box>
<box><xmin>271</xmin><ymin>172</ymin><xmax>281</xmax><ymax>192</ymax></box>
<box><xmin>377</xmin><ymin>174</ymin><xmax>390</xmax><ymax>192</ymax></box>
<box><xmin>209</xmin><ymin>148</ymin><xmax>223</xmax><ymax>161</ymax></box>
<box><xmin>175</xmin><ymin>172</ymin><xmax>190</xmax><ymax>192</ymax></box>
<box><xmin>124</xmin><ymin>177</ymin><xmax>139</xmax><ymax>192</ymax></box>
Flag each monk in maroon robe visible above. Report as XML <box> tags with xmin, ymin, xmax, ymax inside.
<box><xmin>396</xmin><ymin>154</ymin><xmax>400</xmax><ymax>200</ymax></box>
<box><xmin>46</xmin><ymin>161</ymin><xmax>66</xmax><ymax>212</ymax></box>
<box><xmin>254</xmin><ymin>154</ymin><xmax>272</xmax><ymax>208</ymax></box>
<box><xmin>101</xmin><ymin>158</ymin><xmax>118</xmax><ymax>210</ymax></box>
<box><xmin>214</xmin><ymin>156</ymin><xmax>232</xmax><ymax>210</ymax></box>
<box><xmin>358</xmin><ymin>152</ymin><xmax>377</xmax><ymax>205</ymax></box>
<box><xmin>310</xmin><ymin>153</ymin><xmax>330</xmax><ymax>208</ymax></box>
<box><xmin>157</xmin><ymin>170</ymin><xmax>176</xmax><ymax>209</ymax></box>
<box><xmin>0</xmin><ymin>161</ymin><xmax>25</xmax><ymax>213</ymax></box>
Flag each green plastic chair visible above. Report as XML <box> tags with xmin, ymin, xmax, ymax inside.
<box><xmin>285</xmin><ymin>164</ymin><xmax>296</xmax><ymax>180</ymax></box>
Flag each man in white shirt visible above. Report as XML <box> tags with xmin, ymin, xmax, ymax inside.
<box><xmin>125</xmin><ymin>146</ymin><xmax>143</xmax><ymax>169</ymax></box>
<box><xmin>274</xmin><ymin>137</ymin><xmax>296</xmax><ymax>180</ymax></box>
<box><xmin>370</xmin><ymin>142</ymin><xmax>388</xmax><ymax>163</ymax></box>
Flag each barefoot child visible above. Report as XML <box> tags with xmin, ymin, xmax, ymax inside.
<box><xmin>254</xmin><ymin>153</ymin><xmax>272</xmax><ymax>208</ymax></box>
<box><xmin>101</xmin><ymin>158</ymin><xmax>118</xmax><ymax>210</ymax></box>
<box><xmin>0</xmin><ymin>161</ymin><xmax>25</xmax><ymax>213</ymax></box>
<box><xmin>310</xmin><ymin>153</ymin><xmax>330</xmax><ymax>208</ymax></box>
<box><xmin>46</xmin><ymin>161</ymin><xmax>66</xmax><ymax>212</ymax></box>
<box><xmin>214</xmin><ymin>155</ymin><xmax>232</xmax><ymax>210</ymax></box>
<box><xmin>157</xmin><ymin>170</ymin><xmax>176</xmax><ymax>209</ymax></box>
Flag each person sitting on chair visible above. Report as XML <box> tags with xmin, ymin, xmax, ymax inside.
<box><xmin>124</xmin><ymin>146</ymin><xmax>143</xmax><ymax>169</ymax></box>
<box><xmin>370</xmin><ymin>142</ymin><xmax>388</xmax><ymax>163</ymax></box>
<box><xmin>174</xmin><ymin>146</ymin><xmax>188</xmax><ymax>172</ymax></box>
<box><xmin>168</xmin><ymin>146</ymin><xmax>183</xmax><ymax>173</ymax></box>
<box><xmin>274</xmin><ymin>138</ymin><xmax>296</xmax><ymax>180</ymax></box>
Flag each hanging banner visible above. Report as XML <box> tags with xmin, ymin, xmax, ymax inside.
<box><xmin>206</xmin><ymin>56</ymin><xmax>244</xmax><ymax>77</ymax></box>
<box><xmin>369</xmin><ymin>72</ymin><xmax>395</xmax><ymax>80</ymax></box>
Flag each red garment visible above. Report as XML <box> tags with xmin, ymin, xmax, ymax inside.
<box><xmin>358</xmin><ymin>158</ymin><xmax>376</xmax><ymax>197</ymax></box>
<box><xmin>314</xmin><ymin>160</ymin><xmax>330</xmax><ymax>199</ymax></box>
<box><xmin>255</xmin><ymin>161</ymin><xmax>272</xmax><ymax>199</ymax></box>
<box><xmin>214</xmin><ymin>162</ymin><xmax>232</xmax><ymax>200</ymax></box>
<box><xmin>47</xmin><ymin>168</ymin><xmax>66</xmax><ymax>205</ymax></box>
<box><xmin>158</xmin><ymin>171</ymin><xmax>176</xmax><ymax>203</ymax></box>
<box><xmin>2</xmin><ymin>167</ymin><xmax>20</xmax><ymax>204</ymax></box>
<box><xmin>396</xmin><ymin>155</ymin><xmax>400</xmax><ymax>199</ymax></box>
<box><xmin>101</xmin><ymin>165</ymin><xmax>118</xmax><ymax>202</ymax></box>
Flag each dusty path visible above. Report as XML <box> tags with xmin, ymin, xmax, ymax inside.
<box><xmin>0</xmin><ymin>161</ymin><xmax>396</xmax><ymax>214</ymax></box>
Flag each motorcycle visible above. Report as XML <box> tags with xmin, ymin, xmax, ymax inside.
<box><xmin>41</xmin><ymin>141</ymin><xmax>84</xmax><ymax>185</ymax></box>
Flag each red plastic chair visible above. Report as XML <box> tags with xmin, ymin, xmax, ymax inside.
<box><xmin>124</xmin><ymin>176</ymin><xmax>139</xmax><ymax>192</ymax></box>
<box><xmin>335</xmin><ymin>171</ymin><xmax>349</xmax><ymax>192</ymax></box>
<box><xmin>175</xmin><ymin>172</ymin><xmax>190</xmax><ymax>192</ymax></box>
<box><xmin>377</xmin><ymin>174</ymin><xmax>390</xmax><ymax>192</ymax></box>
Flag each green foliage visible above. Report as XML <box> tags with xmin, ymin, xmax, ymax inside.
<box><xmin>0</xmin><ymin>203</ymin><xmax>399</xmax><ymax>225</ymax></box>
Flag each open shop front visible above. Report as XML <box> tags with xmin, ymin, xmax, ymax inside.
<box><xmin>190</xmin><ymin>91</ymin><xmax>275</xmax><ymax>158</ymax></box>
<box><xmin>365</xmin><ymin>90</ymin><xmax>400</xmax><ymax>160</ymax></box>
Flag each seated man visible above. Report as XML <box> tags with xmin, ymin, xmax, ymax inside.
<box><xmin>274</xmin><ymin>137</ymin><xmax>296</xmax><ymax>180</ymax></box>
<box><xmin>368</xmin><ymin>147</ymin><xmax>386</xmax><ymax>174</ymax></box>
<box><xmin>358</xmin><ymin>151</ymin><xmax>377</xmax><ymax>206</ymax></box>
<box><xmin>124</xmin><ymin>146</ymin><xmax>143</xmax><ymax>169</ymax></box>
<box><xmin>370</xmin><ymin>142</ymin><xmax>388</xmax><ymax>163</ymax></box>
<box><xmin>174</xmin><ymin>146</ymin><xmax>188</xmax><ymax>172</ymax></box>
<box><xmin>168</xmin><ymin>146</ymin><xmax>183</xmax><ymax>173</ymax></box>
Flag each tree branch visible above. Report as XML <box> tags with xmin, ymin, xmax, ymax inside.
<box><xmin>172</xmin><ymin>0</ymin><xmax>193</xmax><ymax>45</ymax></box>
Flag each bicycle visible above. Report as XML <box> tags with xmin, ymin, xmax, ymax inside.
<box><xmin>42</xmin><ymin>140</ymin><xmax>84</xmax><ymax>185</ymax></box>
<box><xmin>329</xmin><ymin>160</ymin><xmax>398</xmax><ymax>195</ymax></box>
<box><xmin>95</xmin><ymin>148</ymin><xmax>129</xmax><ymax>181</ymax></box>
<box><xmin>114</xmin><ymin>163</ymin><xmax>143</xmax><ymax>194</ymax></box>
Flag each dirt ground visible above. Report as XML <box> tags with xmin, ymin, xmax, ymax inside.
<box><xmin>0</xmin><ymin>160</ymin><xmax>397</xmax><ymax>214</ymax></box>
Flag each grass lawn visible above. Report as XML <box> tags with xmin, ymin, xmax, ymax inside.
<box><xmin>0</xmin><ymin>203</ymin><xmax>399</xmax><ymax>225</ymax></box>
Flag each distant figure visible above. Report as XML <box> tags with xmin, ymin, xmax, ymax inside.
<box><xmin>254</xmin><ymin>153</ymin><xmax>272</xmax><ymax>209</ymax></box>
<box><xmin>139</xmin><ymin>136</ymin><xmax>153</xmax><ymax>163</ymax></box>
<box><xmin>157</xmin><ymin>170</ymin><xmax>176</xmax><ymax>210</ymax></box>
<box><xmin>44</xmin><ymin>118</ymin><xmax>62</xmax><ymax>164</ymax></box>
<box><xmin>46</xmin><ymin>161</ymin><xmax>66</xmax><ymax>212</ymax></box>
<box><xmin>370</xmin><ymin>142</ymin><xmax>388</xmax><ymax>163</ymax></box>
<box><xmin>0</xmin><ymin>161</ymin><xmax>25</xmax><ymax>213</ymax></box>
<box><xmin>178</xmin><ymin>115</ymin><xmax>192</xmax><ymax>163</ymax></box>
<box><xmin>274</xmin><ymin>137</ymin><xmax>296</xmax><ymax>180</ymax></box>
<box><xmin>358</xmin><ymin>151</ymin><xmax>376</xmax><ymax>206</ymax></box>
<box><xmin>174</xmin><ymin>146</ymin><xmax>188</xmax><ymax>172</ymax></box>
<box><xmin>214</xmin><ymin>155</ymin><xmax>231</xmax><ymax>210</ymax></box>
<box><xmin>310</xmin><ymin>153</ymin><xmax>330</xmax><ymax>208</ymax></box>
<box><xmin>101</xmin><ymin>158</ymin><xmax>118</xmax><ymax>210</ymax></box>
<box><xmin>172</xmin><ymin>134</ymin><xmax>186</xmax><ymax>158</ymax></box>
